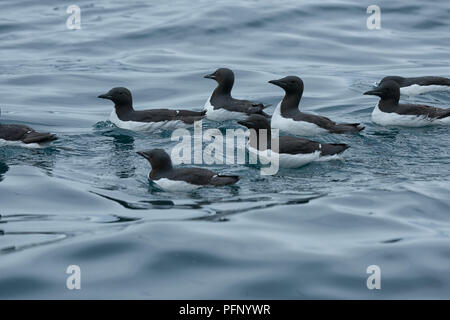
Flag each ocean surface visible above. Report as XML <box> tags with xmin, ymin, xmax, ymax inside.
<box><xmin>0</xmin><ymin>0</ymin><xmax>449</xmax><ymax>299</ymax></box>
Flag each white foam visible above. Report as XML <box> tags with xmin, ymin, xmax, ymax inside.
<box><xmin>203</xmin><ymin>95</ymin><xmax>247</xmax><ymax>122</ymax></box>
<box><xmin>400</xmin><ymin>84</ymin><xmax>450</xmax><ymax>96</ymax></box>
<box><xmin>0</xmin><ymin>139</ymin><xmax>46</xmax><ymax>149</ymax></box>
<box><xmin>110</xmin><ymin>110</ymin><xmax>190</xmax><ymax>132</ymax></box>
<box><xmin>371</xmin><ymin>103</ymin><xmax>450</xmax><ymax>127</ymax></box>
<box><xmin>271</xmin><ymin>101</ymin><xmax>328</xmax><ymax>136</ymax></box>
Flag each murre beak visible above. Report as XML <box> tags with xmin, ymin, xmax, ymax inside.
<box><xmin>268</xmin><ymin>79</ymin><xmax>285</xmax><ymax>88</ymax></box>
<box><xmin>204</xmin><ymin>73</ymin><xmax>216</xmax><ymax>80</ymax></box>
<box><xmin>363</xmin><ymin>88</ymin><xmax>383</xmax><ymax>96</ymax></box>
<box><xmin>136</xmin><ymin>151</ymin><xmax>149</xmax><ymax>159</ymax></box>
<box><xmin>98</xmin><ymin>93</ymin><xmax>112</xmax><ymax>100</ymax></box>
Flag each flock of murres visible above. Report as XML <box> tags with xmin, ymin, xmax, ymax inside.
<box><xmin>1</xmin><ymin>68</ymin><xmax>449</xmax><ymax>191</ymax></box>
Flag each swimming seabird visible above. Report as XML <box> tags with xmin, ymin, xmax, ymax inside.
<box><xmin>237</xmin><ymin>114</ymin><xmax>350</xmax><ymax>168</ymax></box>
<box><xmin>269</xmin><ymin>76</ymin><xmax>364</xmax><ymax>135</ymax></box>
<box><xmin>364</xmin><ymin>80</ymin><xmax>450</xmax><ymax>127</ymax></box>
<box><xmin>98</xmin><ymin>87</ymin><xmax>205</xmax><ymax>131</ymax></box>
<box><xmin>203</xmin><ymin>68</ymin><xmax>270</xmax><ymax>121</ymax></box>
<box><xmin>137</xmin><ymin>149</ymin><xmax>239</xmax><ymax>191</ymax></box>
<box><xmin>0</xmin><ymin>111</ymin><xmax>57</xmax><ymax>146</ymax></box>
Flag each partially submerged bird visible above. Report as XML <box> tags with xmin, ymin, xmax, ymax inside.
<box><xmin>379</xmin><ymin>76</ymin><xmax>450</xmax><ymax>95</ymax></box>
<box><xmin>269</xmin><ymin>76</ymin><xmax>364</xmax><ymax>135</ymax></box>
<box><xmin>237</xmin><ymin>114</ymin><xmax>349</xmax><ymax>168</ymax></box>
<box><xmin>0</xmin><ymin>110</ymin><xmax>57</xmax><ymax>147</ymax></box>
<box><xmin>98</xmin><ymin>87</ymin><xmax>205</xmax><ymax>131</ymax></box>
<box><xmin>137</xmin><ymin>148</ymin><xmax>239</xmax><ymax>191</ymax></box>
<box><xmin>364</xmin><ymin>80</ymin><xmax>450</xmax><ymax>127</ymax></box>
<box><xmin>203</xmin><ymin>68</ymin><xmax>270</xmax><ymax>121</ymax></box>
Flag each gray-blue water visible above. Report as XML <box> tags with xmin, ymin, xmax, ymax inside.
<box><xmin>1</xmin><ymin>0</ymin><xmax>449</xmax><ymax>299</ymax></box>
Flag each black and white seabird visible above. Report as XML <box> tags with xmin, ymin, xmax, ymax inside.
<box><xmin>269</xmin><ymin>76</ymin><xmax>364</xmax><ymax>136</ymax></box>
<box><xmin>203</xmin><ymin>68</ymin><xmax>270</xmax><ymax>121</ymax></box>
<box><xmin>98</xmin><ymin>87</ymin><xmax>205</xmax><ymax>131</ymax></box>
<box><xmin>237</xmin><ymin>114</ymin><xmax>349</xmax><ymax>168</ymax></box>
<box><xmin>0</xmin><ymin>114</ymin><xmax>57</xmax><ymax>147</ymax></box>
<box><xmin>137</xmin><ymin>149</ymin><xmax>239</xmax><ymax>191</ymax></box>
<box><xmin>364</xmin><ymin>80</ymin><xmax>450</xmax><ymax>127</ymax></box>
<box><xmin>379</xmin><ymin>76</ymin><xmax>450</xmax><ymax>95</ymax></box>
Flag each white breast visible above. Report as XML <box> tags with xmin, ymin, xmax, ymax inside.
<box><xmin>271</xmin><ymin>102</ymin><xmax>328</xmax><ymax>136</ymax></box>
<box><xmin>110</xmin><ymin>110</ymin><xmax>189</xmax><ymax>132</ymax></box>
<box><xmin>203</xmin><ymin>95</ymin><xmax>247</xmax><ymax>122</ymax></box>
<box><xmin>400</xmin><ymin>84</ymin><xmax>450</xmax><ymax>96</ymax></box>
<box><xmin>152</xmin><ymin>178</ymin><xmax>201</xmax><ymax>192</ymax></box>
<box><xmin>371</xmin><ymin>103</ymin><xmax>450</xmax><ymax>127</ymax></box>
<box><xmin>248</xmin><ymin>146</ymin><xmax>320</xmax><ymax>168</ymax></box>
<box><xmin>315</xmin><ymin>153</ymin><xmax>344</xmax><ymax>162</ymax></box>
<box><xmin>0</xmin><ymin>139</ymin><xmax>46</xmax><ymax>149</ymax></box>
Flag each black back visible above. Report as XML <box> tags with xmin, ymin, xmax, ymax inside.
<box><xmin>380</xmin><ymin>76</ymin><xmax>450</xmax><ymax>87</ymax></box>
<box><xmin>0</xmin><ymin>123</ymin><xmax>57</xmax><ymax>144</ymax></box>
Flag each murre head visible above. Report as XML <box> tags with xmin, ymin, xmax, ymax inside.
<box><xmin>269</xmin><ymin>76</ymin><xmax>304</xmax><ymax>95</ymax></box>
<box><xmin>364</xmin><ymin>80</ymin><xmax>400</xmax><ymax>103</ymax></box>
<box><xmin>237</xmin><ymin>114</ymin><xmax>271</xmax><ymax>131</ymax></box>
<box><xmin>137</xmin><ymin>149</ymin><xmax>173</xmax><ymax>172</ymax></box>
<box><xmin>204</xmin><ymin>68</ymin><xmax>234</xmax><ymax>94</ymax></box>
<box><xmin>98</xmin><ymin>87</ymin><xmax>133</xmax><ymax>107</ymax></box>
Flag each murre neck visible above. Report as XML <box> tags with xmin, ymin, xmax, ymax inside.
<box><xmin>114</xmin><ymin>102</ymin><xmax>134</xmax><ymax>117</ymax></box>
<box><xmin>269</xmin><ymin>76</ymin><xmax>304</xmax><ymax>114</ymax></box>
<box><xmin>154</xmin><ymin>160</ymin><xmax>173</xmax><ymax>173</ymax></box>
<box><xmin>212</xmin><ymin>79</ymin><xmax>233</xmax><ymax>98</ymax></box>
<box><xmin>206</xmin><ymin>68</ymin><xmax>235</xmax><ymax>98</ymax></box>
<box><xmin>378</xmin><ymin>95</ymin><xmax>400</xmax><ymax>110</ymax></box>
<box><xmin>280</xmin><ymin>90</ymin><xmax>302</xmax><ymax>114</ymax></box>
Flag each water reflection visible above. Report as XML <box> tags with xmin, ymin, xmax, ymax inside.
<box><xmin>0</xmin><ymin>160</ymin><xmax>8</xmax><ymax>182</ymax></box>
<box><xmin>105</xmin><ymin>130</ymin><xmax>136</xmax><ymax>179</ymax></box>
<box><xmin>0</xmin><ymin>145</ymin><xmax>56</xmax><ymax>176</ymax></box>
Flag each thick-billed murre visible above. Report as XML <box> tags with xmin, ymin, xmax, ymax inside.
<box><xmin>137</xmin><ymin>149</ymin><xmax>239</xmax><ymax>191</ymax></box>
<box><xmin>237</xmin><ymin>114</ymin><xmax>349</xmax><ymax>168</ymax></box>
<box><xmin>0</xmin><ymin>110</ymin><xmax>57</xmax><ymax>146</ymax></box>
<box><xmin>203</xmin><ymin>68</ymin><xmax>270</xmax><ymax>121</ymax></box>
<box><xmin>269</xmin><ymin>76</ymin><xmax>364</xmax><ymax>135</ymax></box>
<box><xmin>98</xmin><ymin>87</ymin><xmax>205</xmax><ymax>131</ymax></box>
<box><xmin>364</xmin><ymin>80</ymin><xmax>450</xmax><ymax>127</ymax></box>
